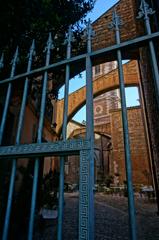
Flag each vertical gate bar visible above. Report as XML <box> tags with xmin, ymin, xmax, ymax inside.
<box><xmin>85</xmin><ymin>20</ymin><xmax>94</xmax><ymax>240</ymax></box>
<box><xmin>0</xmin><ymin>53</ymin><xmax>4</xmax><ymax>69</ymax></box>
<box><xmin>110</xmin><ymin>10</ymin><xmax>137</xmax><ymax>240</ymax></box>
<box><xmin>28</xmin><ymin>34</ymin><xmax>53</xmax><ymax>240</ymax></box>
<box><xmin>57</xmin><ymin>26</ymin><xmax>72</xmax><ymax>240</ymax></box>
<box><xmin>2</xmin><ymin>160</ymin><xmax>16</xmax><ymax>240</ymax></box>
<box><xmin>28</xmin><ymin>158</ymin><xmax>39</xmax><ymax>240</ymax></box>
<box><xmin>0</xmin><ymin>47</ymin><xmax>19</xmax><ymax>144</ymax></box>
<box><xmin>57</xmin><ymin>157</ymin><xmax>64</xmax><ymax>240</ymax></box>
<box><xmin>16</xmin><ymin>40</ymin><xmax>35</xmax><ymax>144</ymax></box>
<box><xmin>117</xmin><ymin>48</ymin><xmax>137</xmax><ymax>240</ymax></box>
<box><xmin>79</xmin><ymin>150</ymin><xmax>90</xmax><ymax>240</ymax></box>
<box><xmin>1</xmin><ymin>47</ymin><xmax>19</xmax><ymax>240</ymax></box>
<box><xmin>137</xmin><ymin>0</ymin><xmax>159</xmax><ymax>104</ymax></box>
<box><xmin>2</xmin><ymin>41</ymin><xmax>35</xmax><ymax>240</ymax></box>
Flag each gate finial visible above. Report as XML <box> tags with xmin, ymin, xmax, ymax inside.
<box><xmin>0</xmin><ymin>53</ymin><xmax>4</xmax><ymax>70</ymax></box>
<box><xmin>44</xmin><ymin>32</ymin><xmax>54</xmax><ymax>52</ymax></box>
<box><xmin>84</xmin><ymin>19</ymin><xmax>95</xmax><ymax>53</ymax></box>
<box><xmin>85</xmin><ymin>19</ymin><xmax>95</xmax><ymax>40</ymax></box>
<box><xmin>137</xmin><ymin>0</ymin><xmax>155</xmax><ymax>20</ymax></box>
<box><xmin>11</xmin><ymin>46</ymin><xmax>19</xmax><ymax>66</ymax></box>
<box><xmin>44</xmin><ymin>33</ymin><xmax>54</xmax><ymax>65</ymax></box>
<box><xmin>65</xmin><ymin>25</ymin><xmax>74</xmax><ymax>45</ymax></box>
<box><xmin>28</xmin><ymin>39</ymin><xmax>36</xmax><ymax>59</ymax></box>
<box><xmin>10</xmin><ymin>46</ymin><xmax>19</xmax><ymax>77</ymax></box>
<box><xmin>27</xmin><ymin>39</ymin><xmax>36</xmax><ymax>72</ymax></box>
<box><xmin>64</xmin><ymin>25</ymin><xmax>74</xmax><ymax>59</ymax></box>
<box><xmin>108</xmin><ymin>8</ymin><xmax>123</xmax><ymax>30</ymax></box>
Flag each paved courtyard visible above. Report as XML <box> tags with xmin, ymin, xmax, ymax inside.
<box><xmin>35</xmin><ymin>193</ymin><xmax>159</xmax><ymax>240</ymax></box>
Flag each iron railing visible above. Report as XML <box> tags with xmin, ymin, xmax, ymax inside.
<box><xmin>0</xmin><ymin>1</ymin><xmax>158</xmax><ymax>240</ymax></box>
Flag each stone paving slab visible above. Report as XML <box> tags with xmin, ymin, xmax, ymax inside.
<box><xmin>34</xmin><ymin>193</ymin><xmax>159</xmax><ymax>240</ymax></box>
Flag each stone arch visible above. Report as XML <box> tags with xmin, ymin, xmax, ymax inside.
<box><xmin>55</xmin><ymin>60</ymin><xmax>140</xmax><ymax>135</ymax></box>
<box><xmin>68</xmin><ymin>124</ymin><xmax>111</xmax><ymax>139</ymax></box>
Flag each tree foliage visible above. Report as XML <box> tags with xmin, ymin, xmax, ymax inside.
<box><xmin>0</xmin><ymin>0</ymin><xmax>96</xmax><ymax>100</ymax></box>
<box><xmin>0</xmin><ymin>0</ymin><xmax>95</xmax><ymax>52</ymax></box>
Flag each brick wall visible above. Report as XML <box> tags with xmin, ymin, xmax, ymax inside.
<box><xmin>139</xmin><ymin>47</ymin><xmax>159</xmax><ymax>186</ymax></box>
<box><xmin>110</xmin><ymin>106</ymin><xmax>151</xmax><ymax>185</ymax></box>
<box><xmin>91</xmin><ymin>0</ymin><xmax>143</xmax><ymax>62</ymax></box>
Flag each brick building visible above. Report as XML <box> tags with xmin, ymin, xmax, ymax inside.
<box><xmin>65</xmin><ymin>104</ymin><xmax>151</xmax><ymax>186</ymax></box>
<box><xmin>90</xmin><ymin>0</ymin><xmax>159</xmax><ymax>189</ymax></box>
<box><xmin>93</xmin><ymin>61</ymin><xmax>121</xmax><ymax>126</ymax></box>
<box><xmin>65</xmin><ymin>59</ymin><xmax>151</xmax><ymax>186</ymax></box>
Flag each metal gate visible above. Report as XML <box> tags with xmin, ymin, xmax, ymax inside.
<box><xmin>0</xmin><ymin>0</ymin><xmax>159</xmax><ymax>239</ymax></box>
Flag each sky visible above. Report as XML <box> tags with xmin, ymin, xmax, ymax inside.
<box><xmin>58</xmin><ymin>0</ymin><xmax>140</xmax><ymax>123</ymax></box>
<box><xmin>86</xmin><ymin>0</ymin><xmax>119</xmax><ymax>22</ymax></box>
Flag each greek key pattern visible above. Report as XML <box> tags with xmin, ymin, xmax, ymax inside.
<box><xmin>0</xmin><ymin>139</ymin><xmax>90</xmax><ymax>158</ymax></box>
<box><xmin>79</xmin><ymin>150</ymin><xmax>90</xmax><ymax>240</ymax></box>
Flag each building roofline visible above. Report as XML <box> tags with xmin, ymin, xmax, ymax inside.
<box><xmin>92</xmin><ymin>0</ymin><xmax>121</xmax><ymax>25</ymax></box>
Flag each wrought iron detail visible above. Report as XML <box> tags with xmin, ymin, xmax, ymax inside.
<box><xmin>10</xmin><ymin>46</ymin><xmax>19</xmax><ymax>67</ymax></box>
<box><xmin>0</xmin><ymin>139</ymin><xmax>90</xmax><ymax>158</ymax></box>
<box><xmin>64</xmin><ymin>25</ymin><xmax>74</xmax><ymax>46</ymax></box>
<box><xmin>1</xmin><ymin>38</ymin><xmax>37</xmax><ymax>240</ymax></box>
<box><xmin>84</xmin><ymin>19</ymin><xmax>95</xmax><ymax>41</ymax></box>
<box><xmin>27</xmin><ymin>39</ymin><xmax>36</xmax><ymax>62</ymax></box>
<box><xmin>0</xmin><ymin>3</ymin><xmax>158</xmax><ymax>239</ymax></box>
<box><xmin>79</xmin><ymin>150</ymin><xmax>90</xmax><ymax>240</ymax></box>
<box><xmin>137</xmin><ymin>0</ymin><xmax>155</xmax><ymax>20</ymax></box>
<box><xmin>44</xmin><ymin>32</ymin><xmax>54</xmax><ymax>53</ymax></box>
<box><xmin>108</xmin><ymin>9</ymin><xmax>123</xmax><ymax>30</ymax></box>
<box><xmin>0</xmin><ymin>32</ymin><xmax>159</xmax><ymax>86</ymax></box>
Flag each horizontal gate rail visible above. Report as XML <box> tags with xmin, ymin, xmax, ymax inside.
<box><xmin>0</xmin><ymin>31</ymin><xmax>159</xmax><ymax>85</ymax></box>
<box><xmin>0</xmin><ymin>139</ymin><xmax>90</xmax><ymax>158</ymax></box>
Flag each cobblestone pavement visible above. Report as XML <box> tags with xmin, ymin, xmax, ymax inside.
<box><xmin>35</xmin><ymin>193</ymin><xmax>159</xmax><ymax>240</ymax></box>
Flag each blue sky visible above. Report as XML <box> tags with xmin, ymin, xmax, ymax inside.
<box><xmin>86</xmin><ymin>0</ymin><xmax>119</xmax><ymax>22</ymax></box>
<box><xmin>58</xmin><ymin>0</ymin><xmax>140</xmax><ymax>123</ymax></box>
